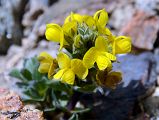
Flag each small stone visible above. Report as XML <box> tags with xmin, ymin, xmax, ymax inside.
<box><xmin>0</xmin><ymin>88</ymin><xmax>23</xmax><ymax>112</ymax></box>
<box><xmin>0</xmin><ymin>88</ymin><xmax>44</xmax><ymax>120</ymax></box>
<box><xmin>16</xmin><ymin>105</ymin><xmax>44</xmax><ymax>120</ymax></box>
<box><xmin>120</xmin><ymin>11</ymin><xmax>159</xmax><ymax>50</ymax></box>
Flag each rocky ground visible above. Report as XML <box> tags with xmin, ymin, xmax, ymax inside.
<box><xmin>1</xmin><ymin>0</ymin><xmax>159</xmax><ymax>119</ymax></box>
<box><xmin>0</xmin><ymin>88</ymin><xmax>44</xmax><ymax>120</ymax></box>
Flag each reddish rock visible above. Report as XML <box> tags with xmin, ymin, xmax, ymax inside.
<box><xmin>0</xmin><ymin>88</ymin><xmax>44</xmax><ymax>120</ymax></box>
<box><xmin>120</xmin><ymin>11</ymin><xmax>159</xmax><ymax>50</ymax></box>
<box><xmin>0</xmin><ymin>88</ymin><xmax>23</xmax><ymax>112</ymax></box>
<box><xmin>16</xmin><ymin>105</ymin><xmax>44</xmax><ymax>120</ymax></box>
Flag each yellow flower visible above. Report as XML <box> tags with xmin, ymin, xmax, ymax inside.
<box><xmin>82</xmin><ymin>15</ymin><xmax>96</xmax><ymax>27</ymax></box>
<box><xmin>38</xmin><ymin>52</ymin><xmax>57</xmax><ymax>79</ymax></box>
<box><xmin>93</xmin><ymin>9</ymin><xmax>108</xmax><ymax>28</ymax></box>
<box><xmin>96</xmin><ymin>70</ymin><xmax>122</xmax><ymax>89</ymax></box>
<box><xmin>54</xmin><ymin>52</ymin><xmax>88</xmax><ymax>85</ymax></box>
<box><xmin>62</xmin><ymin>21</ymin><xmax>77</xmax><ymax>38</ymax></box>
<box><xmin>64</xmin><ymin>12</ymin><xmax>83</xmax><ymax>24</ymax></box>
<box><xmin>112</xmin><ymin>36</ymin><xmax>131</xmax><ymax>55</ymax></box>
<box><xmin>83</xmin><ymin>36</ymin><xmax>116</xmax><ymax>70</ymax></box>
<box><xmin>45</xmin><ymin>22</ymin><xmax>78</xmax><ymax>50</ymax></box>
<box><xmin>64</xmin><ymin>12</ymin><xmax>96</xmax><ymax>27</ymax></box>
<box><xmin>45</xmin><ymin>23</ymin><xmax>67</xmax><ymax>50</ymax></box>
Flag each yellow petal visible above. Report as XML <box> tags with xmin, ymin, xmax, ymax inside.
<box><xmin>64</xmin><ymin>15</ymin><xmax>71</xmax><ymax>24</ymax></box>
<box><xmin>83</xmin><ymin>47</ymin><xmax>98</xmax><ymax>69</ymax></box>
<box><xmin>38</xmin><ymin>52</ymin><xmax>53</xmax><ymax>63</ymax></box>
<box><xmin>38</xmin><ymin>63</ymin><xmax>50</xmax><ymax>73</ymax></box>
<box><xmin>63</xmin><ymin>21</ymin><xmax>77</xmax><ymax>36</ymax></box>
<box><xmin>105</xmin><ymin>52</ymin><xmax>116</xmax><ymax>61</ymax></box>
<box><xmin>113</xmin><ymin>36</ymin><xmax>131</xmax><ymax>54</ymax></box>
<box><xmin>95</xmin><ymin>36</ymin><xmax>108</xmax><ymax>52</ymax></box>
<box><xmin>38</xmin><ymin>52</ymin><xmax>55</xmax><ymax>74</ymax></box>
<box><xmin>61</xmin><ymin>69</ymin><xmax>75</xmax><ymax>85</ymax></box>
<box><xmin>45</xmin><ymin>23</ymin><xmax>62</xmax><ymax>42</ymax></box>
<box><xmin>71</xmin><ymin>59</ymin><xmax>88</xmax><ymax>79</ymax></box>
<box><xmin>59</xmin><ymin>30</ymin><xmax>65</xmax><ymax>50</ymax></box>
<box><xmin>64</xmin><ymin>12</ymin><xmax>83</xmax><ymax>24</ymax></box>
<box><xmin>104</xmin><ymin>28</ymin><xmax>114</xmax><ymax>42</ymax></box>
<box><xmin>71</xmin><ymin>12</ymin><xmax>83</xmax><ymax>23</ymax></box>
<box><xmin>105</xmin><ymin>71</ymin><xmax>122</xmax><ymax>89</ymax></box>
<box><xmin>74</xmin><ymin>34</ymin><xmax>81</xmax><ymax>48</ymax></box>
<box><xmin>104</xmin><ymin>28</ymin><xmax>112</xmax><ymax>36</ymax></box>
<box><xmin>57</xmin><ymin>52</ymin><xmax>71</xmax><ymax>69</ymax></box>
<box><xmin>83</xmin><ymin>15</ymin><xmax>95</xmax><ymax>27</ymax></box>
<box><xmin>108</xmin><ymin>71</ymin><xmax>122</xmax><ymax>78</ymax></box>
<box><xmin>54</xmin><ymin>69</ymin><xmax>66</xmax><ymax>79</ymax></box>
<box><xmin>96</xmin><ymin>70</ymin><xmax>107</xmax><ymax>85</ymax></box>
<box><xmin>96</xmin><ymin>55</ymin><xmax>111</xmax><ymax>70</ymax></box>
<box><xmin>93</xmin><ymin>9</ymin><xmax>108</xmax><ymax>28</ymax></box>
<box><xmin>48</xmin><ymin>62</ymin><xmax>56</xmax><ymax>79</ymax></box>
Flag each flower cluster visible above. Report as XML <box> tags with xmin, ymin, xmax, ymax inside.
<box><xmin>38</xmin><ymin>9</ymin><xmax>131</xmax><ymax>88</ymax></box>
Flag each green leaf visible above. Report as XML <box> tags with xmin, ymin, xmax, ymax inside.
<box><xmin>34</xmin><ymin>80</ymin><xmax>49</xmax><ymax>96</ymax></box>
<box><xmin>69</xmin><ymin>113</ymin><xmax>79</xmax><ymax>120</ymax></box>
<box><xmin>51</xmin><ymin>89</ymin><xmax>60</xmax><ymax>107</ymax></box>
<box><xmin>24</xmin><ymin>57</ymin><xmax>38</xmax><ymax>74</ymax></box>
<box><xmin>21</xmin><ymin>69</ymin><xmax>32</xmax><ymax>80</ymax></box>
<box><xmin>75</xmin><ymin>84</ymin><xmax>96</xmax><ymax>93</ymax></box>
<box><xmin>9</xmin><ymin>69</ymin><xmax>27</xmax><ymax>82</ymax></box>
<box><xmin>78</xmin><ymin>27</ymin><xmax>85</xmax><ymax>36</ymax></box>
<box><xmin>71</xmin><ymin>108</ymin><xmax>90</xmax><ymax>114</ymax></box>
<box><xmin>47</xmin><ymin>80</ymin><xmax>72</xmax><ymax>93</ymax></box>
<box><xmin>23</xmin><ymin>88</ymin><xmax>46</xmax><ymax>102</ymax></box>
<box><xmin>24</xmin><ymin>57</ymin><xmax>43</xmax><ymax>80</ymax></box>
<box><xmin>44</xmin><ymin>107</ymin><xmax>56</xmax><ymax>112</ymax></box>
<box><xmin>23</xmin><ymin>97</ymin><xmax>46</xmax><ymax>102</ymax></box>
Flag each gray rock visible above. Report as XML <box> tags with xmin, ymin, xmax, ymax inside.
<box><xmin>0</xmin><ymin>0</ymin><xmax>28</xmax><ymax>54</ymax></box>
<box><xmin>114</xmin><ymin>52</ymin><xmax>157</xmax><ymax>87</ymax></box>
<box><xmin>25</xmin><ymin>0</ymin><xmax>92</xmax><ymax>46</ymax></box>
<box><xmin>109</xmin><ymin>4</ymin><xmax>135</xmax><ymax>30</ymax></box>
<box><xmin>154</xmin><ymin>49</ymin><xmax>159</xmax><ymax>74</ymax></box>
<box><xmin>135</xmin><ymin>0</ymin><xmax>159</xmax><ymax>14</ymax></box>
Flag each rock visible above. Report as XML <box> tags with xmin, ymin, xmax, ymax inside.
<box><xmin>135</xmin><ymin>0</ymin><xmax>159</xmax><ymax>14</ymax></box>
<box><xmin>157</xmin><ymin>76</ymin><xmax>159</xmax><ymax>86</ymax></box>
<box><xmin>22</xmin><ymin>0</ymin><xmax>49</xmax><ymax>37</ymax></box>
<box><xmin>0</xmin><ymin>88</ymin><xmax>44</xmax><ymax>120</ymax></box>
<box><xmin>139</xmin><ymin>87</ymin><xmax>159</xmax><ymax>119</ymax></box>
<box><xmin>25</xmin><ymin>0</ymin><xmax>92</xmax><ymax>47</ymax></box>
<box><xmin>0</xmin><ymin>73</ymin><xmax>22</xmax><ymax>96</ymax></box>
<box><xmin>154</xmin><ymin>49</ymin><xmax>159</xmax><ymax>74</ymax></box>
<box><xmin>114</xmin><ymin>52</ymin><xmax>157</xmax><ymax>87</ymax></box>
<box><xmin>155</xmin><ymin>49</ymin><xmax>159</xmax><ymax>87</ymax></box>
<box><xmin>0</xmin><ymin>45</ymin><xmax>24</xmax><ymax>73</ymax></box>
<box><xmin>0</xmin><ymin>56</ymin><xmax>7</xmax><ymax>73</ymax></box>
<box><xmin>16</xmin><ymin>105</ymin><xmax>44</xmax><ymax>120</ymax></box>
<box><xmin>120</xmin><ymin>11</ymin><xmax>159</xmax><ymax>50</ymax></box>
<box><xmin>0</xmin><ymin>0</ymin><xmax>28</xmax><ymax>54</ymax></box>
<box><xmin>109</xmin><ymin>2</ymin><xmax>135</xmax><ymax>30</ymax></box>
<box><xmin>80</xmin><ymin>81</ymin><xmax>154</xmax><ymax>120</ymax></box>
<box><xmin>0</xmin><ymin>88</ymin><xmax>23</xmax><ymax>112</ymax></box>
<box><xmin>0</xmin><ymin>33</ymin><xmax>11</xmax><ymax>55</ymax></box>
<box><xmin>6</xmin><ymin>45</ymin><xmax>24</xmax><ymax>70</ymax></box>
